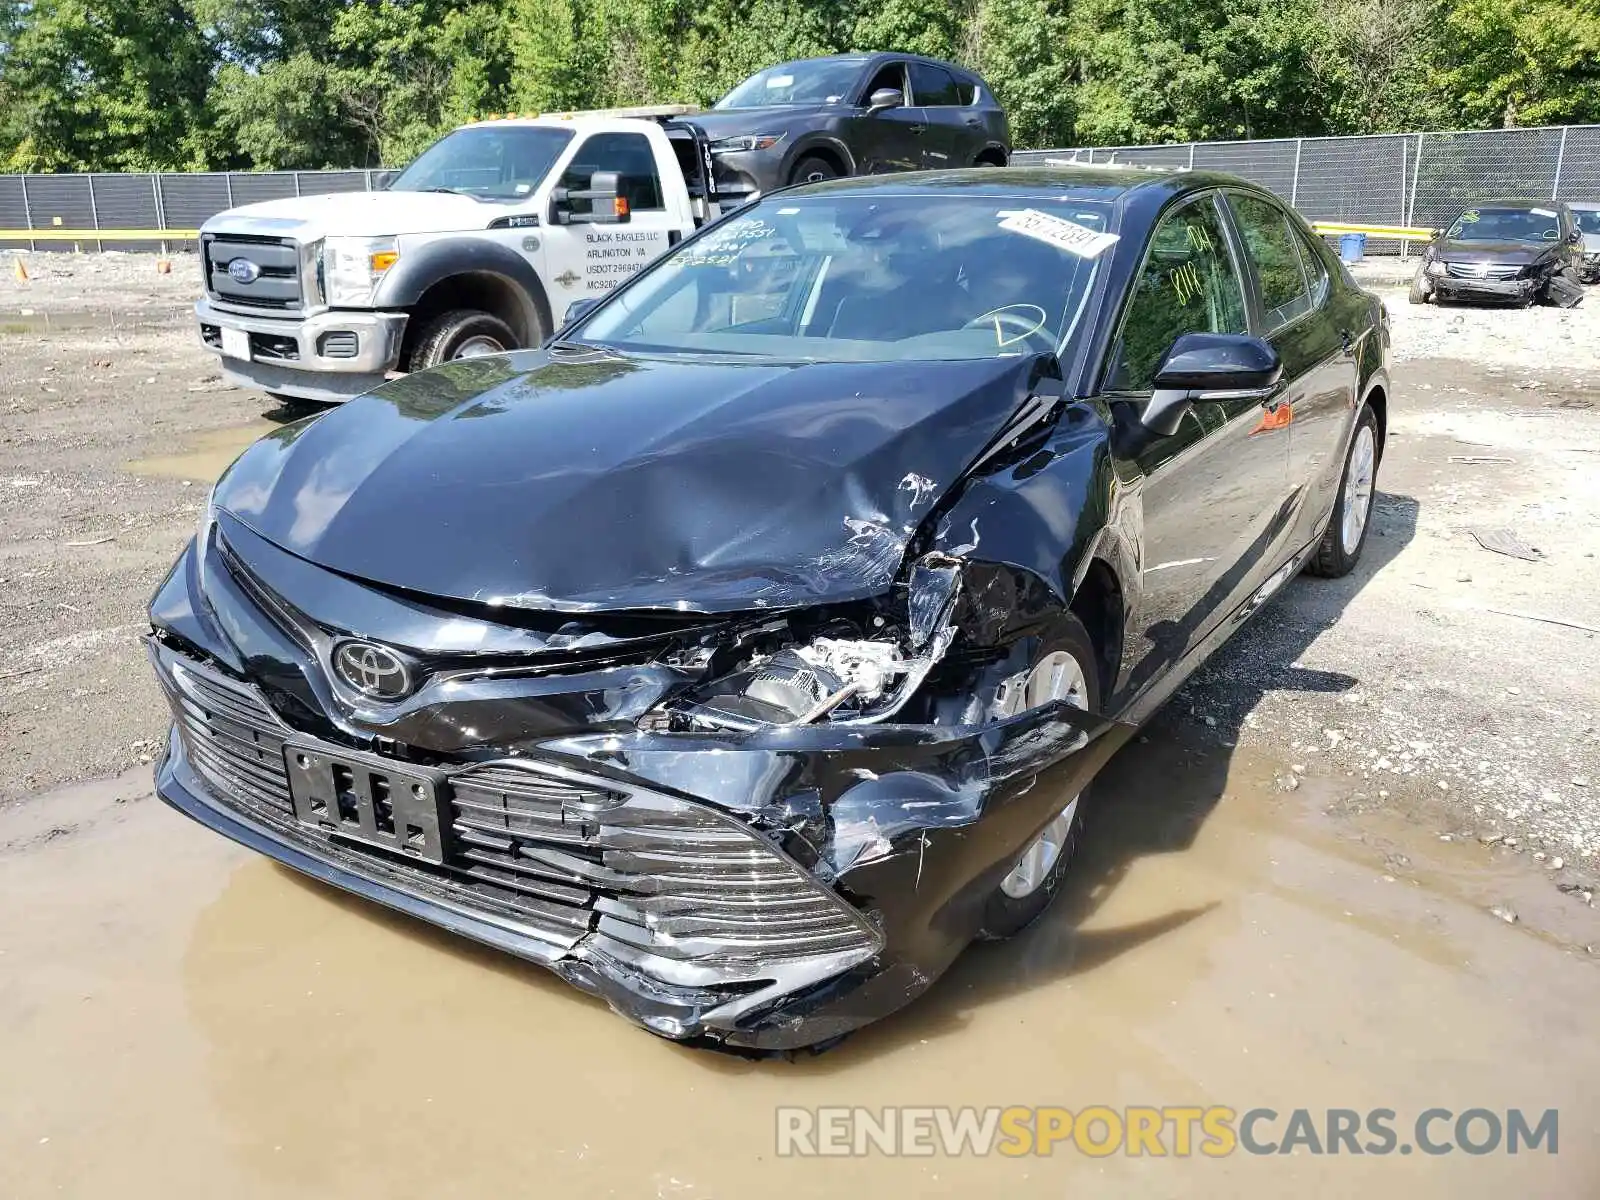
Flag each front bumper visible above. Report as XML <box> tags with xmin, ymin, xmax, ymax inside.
<box><xmin>1429</xmin><ymin>272</ymin><xmax>1537</xmax><ymax>304</ymax></box>
<box><xmin>146</xmin><ymin>524</ymin><xmax>1127</xmax><ymax>1049</ymax></box>
<box><xmin>194</xmin><ymin>298</ymin><xmax>407</xmax><ymax>403</ymax></box>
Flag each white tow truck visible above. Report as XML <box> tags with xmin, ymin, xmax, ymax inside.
<box><xmin>195</xmin><ymin>107</ymin><xmax>729</xmax><ymax>403</ymax></box>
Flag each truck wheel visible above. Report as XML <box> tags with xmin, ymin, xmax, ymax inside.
<box><xmin>409</xmin><ymin>310</ymin><xmax>518</xmax><ymax>370</ymax></box>
<box><xmin>788</xmin><ymin>156</ymin><xmax>840</xmax><ymax>186</ymax></box>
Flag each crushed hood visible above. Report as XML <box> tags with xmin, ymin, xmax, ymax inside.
<box><xmin>1436</xmin><ymin>240</ymin><xmax>1556</xmax><ymax>266</ymax></box>
<box><xmin>213</xmin><ymin>349</ymin><xmax>1041</xmax><ymax>614</ymax></box>
<box><xmin>199</xmin><ymin>189</ymin><xmax>494</xmax><ymax>239</ymax></box>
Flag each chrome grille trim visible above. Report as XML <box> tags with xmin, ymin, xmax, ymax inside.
<box><xmin>152</xmin><ymin>648</ymin><xmax>881</xmax><ymax>977</ymax></box>
<box><xmin>1444</xmin><ymin>261</ymin><xmax>1522</xmax><ymax>280</ymax></box>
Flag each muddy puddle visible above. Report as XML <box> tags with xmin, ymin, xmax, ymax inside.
<box><xmin>2</xmin><ymin>739</ymin><xmax>1596</xmax><ymax>1198</ymax></box>
<box><xmin>125</xmin><ymin>420</ymin><xmax>281</xmax><ymax>483</ymax></box>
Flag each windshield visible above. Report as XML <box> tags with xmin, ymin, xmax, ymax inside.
<box><xmin>1574</xmin><ymin>208</ymin><xmax>1600</xmax><ymax>236</ymax></box>
<box><xmin>1446</xmin><ymin>206</ymin><xmax>1561</xmax><ymax>243</ymax></box>
<box><xmin>715</xmin><ymin>59</ymin><xmax>867</xmax><ymax>109</ymax></box>
<box><xmin>574</xmin><ymin>193</ymin><xmax>1113</xmax><ymax>363</ymax></box>
<box><xmin>390</xmin><ymin>126</ymin><xmax>574</xmax><ymax>201</ymax></box>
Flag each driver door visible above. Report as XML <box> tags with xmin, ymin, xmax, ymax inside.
<box><xmin>847</xmin><ymin>60</ymin><xmax>926</xmax><ymax>174</ymax></box>
<box><xmin>1104</xmin><ymin>193</ymin><xmax>1293</xmax><ymax>707</ymax></box>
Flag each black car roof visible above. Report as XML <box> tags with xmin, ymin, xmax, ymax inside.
<box><xmin>794</xmin><ymin>164</ymin><xmax>1245</xmax><ymax>211</ymax></box>
<box><xmin>779</xmin><ymin>50</ymin><xmax>986</xmax><ymax>80</ymax></box>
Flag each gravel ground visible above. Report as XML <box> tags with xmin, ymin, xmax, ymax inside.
<box><xmin>2</xmin><ymin>249</ymin><xmax>1598</xmax><ymax>903</ymax></box>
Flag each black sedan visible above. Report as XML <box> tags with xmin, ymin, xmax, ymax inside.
<box><xmin>1410</xmin><ymin>199</ymin><xmax>1587</xmax><ymax>306</ymax></box>
<box><xmin>149</xmin><ymin>167</ymin><xmax>1390</xmax><ymax>1051</ymax></box>
<box><xmin>689</xmin><ymin>53</ymin><xmax>1010</xmax><ymax>197</ymax></box>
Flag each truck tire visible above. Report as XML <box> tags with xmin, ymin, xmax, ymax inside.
<box><xmin>409</xmin><ymin>310</ymin><xmax>519</xmax><ymax>370</ymax></box>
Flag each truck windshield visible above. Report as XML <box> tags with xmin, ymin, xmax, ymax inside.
<box><xmin>574</xmin><ymin>193</ymin><xmax>1112</xmax><ymax>363</ymax></box>
<box><xmin>390</xmin><ymin>127</ymin><xmax>575</xmax><ymax>201</ymax></box>
<box><xmin>1446</xmin><ymin>206</ymin><xmax>1561</xmax><ymax>243</ymax></box>
<box><xmin>715</xmin><ymin>59</ymin><xmax>867</xmax><ymax>108</ymax></box>
<box><xmin>1574</xmin><ymin>209</ymin><xmax>1600</xmax><ymax>235</ymax></box>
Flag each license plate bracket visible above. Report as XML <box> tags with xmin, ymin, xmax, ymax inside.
<box><xmin>220</xmin><ymin>326</ymin><xmax>251</xmax><ymax>360</ymax></box>
<box><xmin>284</xmin><ymin>739</ymin><xmax>448</xmax><ymax>864</ymax></box>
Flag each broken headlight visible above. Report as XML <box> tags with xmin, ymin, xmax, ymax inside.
<box><xmin>645</xmin><ymin>635</ymin><xmax>937</xmax><ymax>732</ymax></box>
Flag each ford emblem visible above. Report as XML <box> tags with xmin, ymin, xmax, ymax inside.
<box><xmin>226</xmin><ymin>257</ymin><xmax>262</xmax><ymax>284</ymax></box>
<box><xmin>332</xmin><ymin>640</ymin><xmax>414</xmax><ymax>701</ymax></box>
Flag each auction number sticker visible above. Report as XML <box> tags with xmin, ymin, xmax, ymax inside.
<box><xmin>998</xmin><ymin>209</ymin><xmax>1119</xmax><ymax>258</ymax></box>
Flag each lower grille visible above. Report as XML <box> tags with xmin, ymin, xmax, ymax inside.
<box><xmin>1445</xmin><ymin>262</ymin><xmax>1522</xmax><ymax>280</ymax></box>
<box><xmin>154</xmin><ymin>650</ymin><xmax>878</xmax><ymax>970</ymax></box>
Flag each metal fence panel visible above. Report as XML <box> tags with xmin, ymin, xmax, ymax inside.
<box><xmin>227</xmin><ymin>171</ymin><xmax>301</xmax><ymax>206</ymax></box>
<box><xmin>1552</xmin><ymin>125</ymin><xmax>1600</xmax><ymax>204</ymax></box>
<box><xmin>1409</xmin><ymin>126</ymin><xmax>1566</xmax><ymax>230</ymax></box>
<box><xmin>1</xmin><ymin>127</ymin><xmax>1597</xmax><ymax>258</ymax></box>
<box><xmin>0</xmin><ymin>175</ymin><xmax>27</xmax><ymax>249</ymax></box>
<box><xmin>1191</xmin><ymin>139</ymin><xmax>1299</xmax><ymax>199</ymax></box>
<box><xmin>158</xmin><ymin>173</ymin><xmax>232</xmax><ymax>233</ymax></box>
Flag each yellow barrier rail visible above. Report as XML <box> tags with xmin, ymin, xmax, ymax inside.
<box><xmin>1</xmin><ymin>229</ymin><xmax>200</xmax><ymax>241</ymax></box>
<box><xmin>1312</xmin><ymin>221</ymin><xmax>1434</xmax><ymax>241</ymax></box>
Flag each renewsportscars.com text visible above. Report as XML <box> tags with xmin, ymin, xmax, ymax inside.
<box><xmin>775</xmin><ymin>1106</ymin><xmax>1559</xmax><ymax>1158</ymax></box>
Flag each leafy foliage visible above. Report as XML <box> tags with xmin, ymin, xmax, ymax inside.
<box><xmin>0</xmin><ymin>0</ymin><xmax>1596</xmax><ymax>170</ymax></box>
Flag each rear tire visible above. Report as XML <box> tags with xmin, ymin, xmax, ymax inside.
<box><xmin>407</xmin><ymin>309</ymin><xmax>519</xmax><ymax>371</ymax></box>
<box><xmin>788</xmin><ymin>155</ymin><xmax>841</xmax><ymax>186</ymax></box>
<box><xmin>1307</xmin><ymin>404</ymin><xmax>1380</xmax><ymax>578</ymax></box>
<box><xmin>977</xmin><ymin>616</ymin><xmax>1101</xmax><ymax>940</ymax></box>
<box><xmin>1407</xmin><ymin>266</ymin><xmax>1432</xmax><ymax>304</ymax></box>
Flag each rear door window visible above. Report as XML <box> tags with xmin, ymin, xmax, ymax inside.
<box><xmin>909</xmin><ymin>62</ymin><xmax>961</xmax><ymax>107</ymax></box>
<box><xmin>1227</xmin><ymin>192</ymin><xmax>1313</xmax><ymax>331</ymax></box>
<box><xmin>1109</xmin><ymin>195</ymin><xmax>1248</xmax><ymax>392</ymax></box>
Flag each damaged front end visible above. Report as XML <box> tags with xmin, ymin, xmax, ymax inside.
<box><xmin>149</xmin><ymin>498</ymin><xmax>1128</xmax><ymax>1050</ymax></box>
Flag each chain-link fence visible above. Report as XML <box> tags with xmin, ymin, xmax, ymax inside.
<box><xmin>0</xmin><ymin>170</ymin><xmax>379</xmax><ymax>251</ymax></box>
<box><xmin>3</xmin><ymin>125</ymin><xmax>1597</xmax><ymax>254</ymax></box>
<box><xmin>1017</xmin><ymin>124</ymin><xmax>1600</xmax><ymax>255</ymax></box>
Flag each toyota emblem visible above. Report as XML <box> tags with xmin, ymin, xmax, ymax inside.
<box><xmin>333</xmin><ymin>640</ymin><xmax>413</xmax><ymax>701</ymax></box>
<box><xmin>227</xmin><ymin>257</ymin><xmax>262</xmax><ymax>284</ymax></box>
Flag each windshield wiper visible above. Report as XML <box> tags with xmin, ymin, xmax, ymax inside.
<box><xmin>420</xmin><ymin>186</ymin><xmax>473</xmax><ymax>197</ymax></box>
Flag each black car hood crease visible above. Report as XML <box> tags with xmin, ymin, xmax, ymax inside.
<box><xmin>213</xmin><ymin>349</ymin><xmax>1043</xmax><ymax>614</ymax></box>
<box><xmin>1437</xmin><ymin>240</ymin><xmax>1554</xmax><ymax>264</ymax></box>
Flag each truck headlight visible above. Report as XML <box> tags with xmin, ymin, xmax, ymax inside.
<box><xmin>322</xmin><ymin>236</ymin><xmax>400</xmax><ymax>306</ymax></box>
<box><xmin>709</xmin><ymin>133</ymin><xmax>787</xmax><ymax>155</ymax></box>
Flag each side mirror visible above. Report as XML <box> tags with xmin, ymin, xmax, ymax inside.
<box><xmin>867</xmin><ymin>87</ymin><xmax>904</xmax><ymax>113</ymax></box>
<box><xmin>563</xmin><ymin>297</ymin><xmax>602</xmax><ymax>326</ymax></box>
<box><xmin>1141</xmin><ymin>333</ymin><xmax>1282</xmax><ymax>436</ymax></box>
<box><xmin>373</xmin><ymin>169</ymin><xmax>399</xmax><ymax>190</ymax></box>
<box><xmin>1569</xmin><ymin>229</ymin><xmax>1583</xmax><ymax>244</ymax></box>
<box><xmin>550</xmin><ymin>170</ymin><xmax>632</xmax><ymax>225</ymax></box>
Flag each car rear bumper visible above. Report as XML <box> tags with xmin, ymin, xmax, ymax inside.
<box><xmin>195</xmin><ymin>298</ymin><xmax>406</xmax><ymax>402</ymax></box>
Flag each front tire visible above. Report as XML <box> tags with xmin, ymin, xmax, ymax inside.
<box><xmin>788</xmin><ymin>155</ymin><xmax>840</xmax><ymax>186</ymax></box>
<box><xmin>408</xmin><ymin>309</ymin><xmax>519</xmax><ymax>371</ymax></box>
<box><xmin>978</xmin><ymin>617</ymin><xmax>1101</xmax><ymax>940</ymax></box>
<box><xmin>1408</xmin><ymin>266</ymin><xmax>1432</xmax><ymax>304</ymax></box>
<box><xmin>1306</xmin><ymin>403</ymin><xmax>1380</xmax><ymax>578</ymax></box>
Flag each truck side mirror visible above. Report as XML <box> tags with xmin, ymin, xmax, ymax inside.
<box><xmin>550</xmin><ymin>170</ymin><xmax>632</xmax><ymax>225</ymax></box>
<box><xmin>867</xmin><ymin>88</ymin><xmax>904</xmax><ymax>113</ymax></box>
<box><xmin>373</xmin><ymin>169</ymin><xmax>399</xmax><ymax>190</ymax></box>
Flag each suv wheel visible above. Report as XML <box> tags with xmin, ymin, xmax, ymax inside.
<box><xmin>409</xmin><ymin>310</ymin><xmax>518</xmax><ymax>371</ymax></box>
<box><xmin>788</xmin><ymin>156</ymin><xmax>840</xmax><ymax>186</ymax></box>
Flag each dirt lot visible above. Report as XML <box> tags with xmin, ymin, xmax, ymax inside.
<box><xmin>2</xmin><ymin>250</ymin><xmax>1598</xmax><ymax>1197</ymax></box>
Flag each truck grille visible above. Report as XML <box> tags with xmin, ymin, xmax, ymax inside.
<box><xmin>204</xmin><ymin>234</ymin><xmax>303</xmax><ymax>310</ymax></box>
<box><xmin>154</xmin><ymin>651</ymin><xmax>877</xmax><ymax>967</ymax></box>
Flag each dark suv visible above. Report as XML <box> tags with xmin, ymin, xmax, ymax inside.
<box><xmin>686</xmin><ymin>53</ymin><xmax>1010</xmax><ymax>198</ymax></box>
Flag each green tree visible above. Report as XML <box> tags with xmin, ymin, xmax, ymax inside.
<box><xmin>0</xmin><ymin>0</ymin><xmax>213</xmax><ymax>170</ymax></box>
<box><xmin>1437</xmin><ymin>0</ymin><xmax>1600</xmax><ymax>127</ymax></box>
